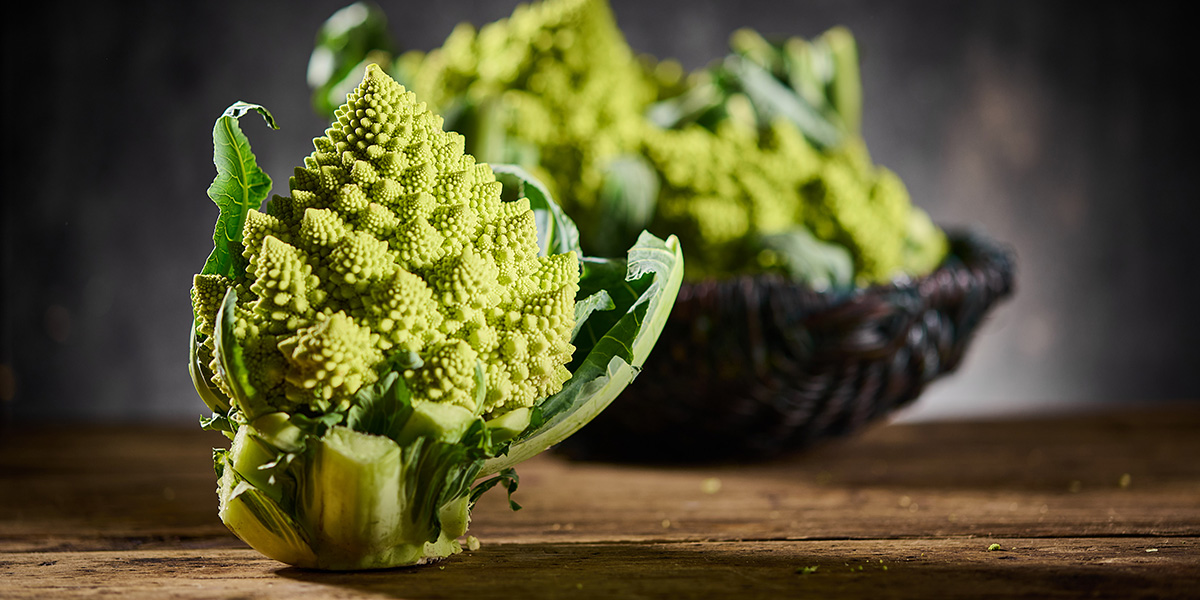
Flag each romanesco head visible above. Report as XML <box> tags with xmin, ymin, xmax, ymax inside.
<box><xmin>644</xmin><ymin>120</ymin><xmax>816</xmax><ymax>278</ymax></box>
<box><xmin>193</xmin><ymin>64</ymin><xmax>579</xmax><ymax>417</ymax></box>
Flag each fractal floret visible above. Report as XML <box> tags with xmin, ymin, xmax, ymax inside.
<box><xmin>188</xmin><ymin>64</ymin><xmax>684</xmax><ymax>570</ymax></box>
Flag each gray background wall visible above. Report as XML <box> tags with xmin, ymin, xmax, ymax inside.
<box><xmin>2</xmin><ymin>1</ymin><xmax>1196</xmax><ymax>425</ymax></box>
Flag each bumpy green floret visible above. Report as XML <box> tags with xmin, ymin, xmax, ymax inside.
<box><xmin>192</xmin><ymin>64</ymin><xmax>579</xmax><ymax>417</ymax></box>
<box><xmin>192</xmin><ymin>274</ymin><xmax>232</xmax><ymax>331</ymax></box>
<box><xmin>799</xmin><ymin>141</ymin><xmax>916</xmax><ymax>284</ymax></box>
<box><xmin>645</xmin><ymin>119</ymin><xmax>815</xmax><ymax>278</ymax></box>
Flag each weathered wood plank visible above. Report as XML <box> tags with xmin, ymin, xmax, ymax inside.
<box><xmin>3</xmin><ymin>407</ymin><xmax>1197</xmax><ymax>552</ymax></box>
<box><xmin>1</xmin><ymin>537</ymin><xmax>1196</xmax><ymax>599</ymax></box>
<box><xmin>467</xmin><ymin>408</ymin><xmax>1200</xmax><ymax>542</ymax></box>
<box><xmin>2</xmin><ymin>407</ymin><xmax>1198</xmax><ymax>597</ymax></box>
<box><xmin>0</xmin><ymin>427</ymin><xmax>230</xmax><ymax>546</ymax></box>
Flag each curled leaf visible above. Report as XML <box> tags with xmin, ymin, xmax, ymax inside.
<box><xmin>202</xmin><ymin>102</ymin><xmax>277</xmax><ymax>278</ymax></box>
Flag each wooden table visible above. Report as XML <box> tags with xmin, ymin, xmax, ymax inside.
<box><xmin>2</xmin><ymin>405</ymin><xmax>1198</xmax><ymax>598</ymax></box>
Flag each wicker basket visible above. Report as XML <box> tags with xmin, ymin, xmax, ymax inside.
<box><xmin>558</xmin><ymin>230</ymin><xmax>1016</xmax><ymax>462</ymax></box>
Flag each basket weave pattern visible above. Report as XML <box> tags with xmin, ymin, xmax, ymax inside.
<box><xmin>560</xmin><ymin>232</ymin><xmax>1016</xmax><ymax>462</ymax></box>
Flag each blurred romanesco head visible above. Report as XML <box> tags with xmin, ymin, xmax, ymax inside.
<box><xmin>647</xmin><ymin>121</ymin><xmax>943</xmax><ymax>283</ymax></box>
<box><xmin>192</xmin><ymin>64</ymin><xmax>579</xmax><ymax>419</ymax></box>
<box><xmin>313</xmin><ymin>0</ymin><xmax>948</xmax><ymax>287</ymax></box>
<box><xmin>644</xmin><ymin>118</ymin><xmax>818</xmax><ymax>279</ymax></box>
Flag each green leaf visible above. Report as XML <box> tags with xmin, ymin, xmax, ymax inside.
<box><xmin>757</xmin><ymin>227</ymin><xmax>855</xmax><ymax>292</ymax></box>
<box><xmin>821</xmin><ymin>26</ymin><xmax>862</xmax><ymax>136</ymax></box>
<box><xmin>202</xmin><ymin>102</ymin><xmax>277</xmax><ymax>279</ymax></box>
<box><xmin>399</xmin><ymin>437</ymin><xmax>469</xmax><ymax>544</ymax></box>
<box><xmin>480</xmin><ymin>232</ymin><xmax>684</xmax><ymax>475</ymax></box>
<box><xmin>472</xmin><ymin>361</ymin><xmax>487</xmax><ymax>417</ymax></box>
<box><xmin>378</xmin><ymin>348</ymin><xmax>424</xmax><ymax>372</ymax></box>
<box><xmin>212</xmin><ymin>288</ymin><xmax>271</xmax><ymax>420</ymax></box>
<box><xmin>782</xmin><ymin>36</ymin><xmax>834</xmax><ymax>118</ymax></box>
<box><xmin>730</xmin><ymin>27</ymin><xmax>785</xmax><ymax>77</ymax></box>
<box><xmin>345</xmin><ymin>371</ymin><xmax>415</xmax><ymax>443</ymax></box>
<box><xmin>219</xmin><ymin>463</ymin><xmax>317</xmax><ymax>567</ymax></box>
<box><xmin>444</xmin><ymin>422</ymin><xmax>496</xmax><ymax>500</ymax></box>
<box><xmin>570</xmin><ymin>268</ymin><xmax>647</xmax><ymax>368</ymax></box>
<box><xmin>288</xmin><ymin>412</ymin><xmax>345</xmax><ymax>438</ymax></box>
<box><xmin>646</xmin><ymin>81</ymin><xmax>724</xmax><ymax>129</ymax></box>
<box><xmin>200</xmin><ymin>412</ymin><xmax>236</xmax><ymax>435</ymax></box>
<box><xmin>569</xmin><ymin>256</ymin><xmax>636</xmax><ymax>356</ymax></box>
<box><xmin>590</xmin><ymin>154</ymin><xmax>660</xmax><ymax>257</ymax></box>
<box><xmin>572</xmin><ymin>232</ymin><xmax>684</xmax><ymax>363</ymax></box>
<box><xmin>189</xmin><ymin>321</ymin><xmax>231</xmax><ymax>415</ymax></box>
<box><xmin>308</xmin><ymin>2</ymin><xmax>394</xmax><ymax>117</ymax></box>
<box><xmin>721</xmin><ymin>55</ymin><xmax>842</xmax><ymax>150</ymax></box>
<box><xmin>777</xmin><ymin>28</ymin><xmax>860</xmax><ymax>138</ymax></box>
<box><xmin>571</xmin><ymin>290</ymin><xmax>616</xmax><ymax>341</ymax></box>
<box><xmin>441</xmin><ymin>97</ymin><xmax>517</xmax><ymax>167</ymax></box>
<box><xmin>491</xmin><ymin>164</ymin><xmax>582</xmax><ymax>259</ymax></box>
<box><xmin>470</xmin><ymin>468</ymin><xmax>521</xmax><ymax>511</ymax></box>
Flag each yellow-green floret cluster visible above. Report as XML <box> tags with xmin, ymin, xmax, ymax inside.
<box><xmin>192</xmin><ymin>64</ymin><xmax>579</xmax><ymax>417</ymax></box>
<box><xmin>646</xmin><ymin>121</ymin><xmax>942</xmax><ymax>282</ymax></box>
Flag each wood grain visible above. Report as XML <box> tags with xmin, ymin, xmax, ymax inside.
<box><xmin>1</xmin><ymin>538</ymin><xmax>1196</xmax><ymax>600</ymax></box>
<box><xmin>2</xmin><ymin>404</ymin><xmax>1198</xmax><ymax>597</ymax></box>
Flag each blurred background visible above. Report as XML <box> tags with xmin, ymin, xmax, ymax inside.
<box><xmin>2</xmin><ymin>0</ymin><xmax>1197</xmax><ymax>425</ymax></box>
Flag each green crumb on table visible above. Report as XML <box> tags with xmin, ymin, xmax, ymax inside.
<box><xmin>466</xmin><ymin>536</ymin><xmax>481</xmax><ymax>551</ymax></box>
<box><xmin>1119</xmin><ymin>473</ymin><xmax>1133</xmax><ymax>488</ymax></box>
<box><xmin>796</xmin><ymin>566</ymin><xmax>819</xmax><ymax>575</ymax></box>
<box><xmin>988</xmin><ymin>543</ymin><xmax>1002</xmax><ymax>551</ymax></box>
<box><xmin>700</xmin><ymin>477</ymin><xmax>722</xmax><ymax>494</ymax></box>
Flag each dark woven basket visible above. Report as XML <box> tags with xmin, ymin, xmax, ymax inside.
<box><xmin>558</xmin><ymin>230</ymin><xmax>1016</xmax><ymax>463</ymax></box>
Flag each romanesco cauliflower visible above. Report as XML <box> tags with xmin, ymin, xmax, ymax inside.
<box><xmin>188</xmin><ymin>64</ymin><xmax>686</xmax><ymax>571</ymax></box>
